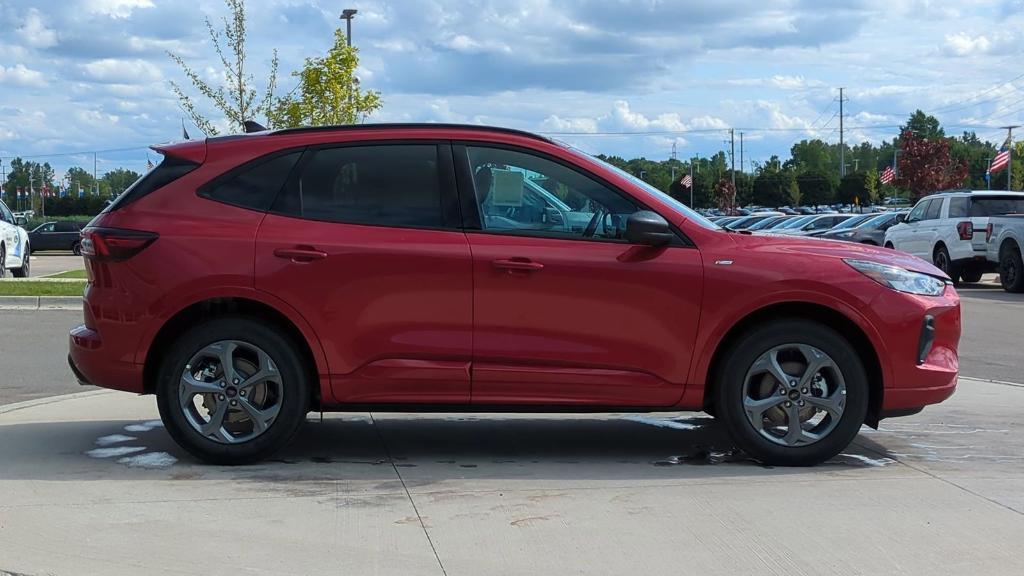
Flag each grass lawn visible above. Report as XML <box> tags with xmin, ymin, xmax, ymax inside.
<box><xmin>0</xmin><ymin>281</ymin><xmax>86</xmax><ymax>296</ymax></box>
<box><xmin>47</xmin><ymin>269</ymin><xmax>88</xmax><ymax>279</ymax></box>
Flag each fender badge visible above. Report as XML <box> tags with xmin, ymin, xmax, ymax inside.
<box><xmin>715</xmin><ymin>260</ymin><xmax>733</xmax><ymax>266</ymax></box>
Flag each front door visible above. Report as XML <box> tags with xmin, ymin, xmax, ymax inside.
<box><xmin>254</xmin><ymin>142</ymin><xmax>473</xmax><ymax>404</ymax></box>
<box><xmin>457</xmin><ymin>144</ymin><xmax>703</xmax><ymax>407</ymax></box>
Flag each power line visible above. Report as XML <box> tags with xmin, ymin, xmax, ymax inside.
<box><xmin>3</xmin><ymin>145</ymin><xmax>152</xmax><ymax>161</ymax></box>
<box><xmin>928</xmin><ymin>71</ymin><xmax>1024</xmax><ymax>115</ymax></box>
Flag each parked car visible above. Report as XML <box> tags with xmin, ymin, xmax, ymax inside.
<box><xmin>776</xmin><ymin>214</ymin><xmax>854</xmax><ymax>236</ymax></box>
<box><xmin>28</xmin><ymin>220</ymin><xmax>89</xmax><ymax>254</ymax></box>
<box><xmin>715</xmin><ymin>216</ymin><xmax>741</xmax><ymax>228</ymax></box>
<box><xmin>69</xmin><ymin>123</ymin><xmax>961</xmax><ymax>467</ymax></box>
<box><xmin>817</xmin><ymin>213</ymin><xmax>878</xmax><ymax>235</ymax></box>
<box><xmin>884</xmin><ymin>191</ymin><xmax>1024</xmax><ymax>284</ymax></box>
<box><xmin>724</xmin><ymin>212</ymin><xmax>784</xmax><ymax>231</ymax></box>
<box><xmin>981</xmin><ymin>202</ymin><xmax>1024</xmax><ymax>292</ymax></box>
<box><xmin>0</xmin><ymin>199</ymin><xmax>31</xmax><ymax>277</ymax></box>
<box><xmin>745</xmin><ymin>215</ymin><xmax>793</xmax><ymax>231</ymax></box>
<box><xmin>820</xmin><ymin>212</ymin><xmax>906</xmax><ymax>246</ymax></box>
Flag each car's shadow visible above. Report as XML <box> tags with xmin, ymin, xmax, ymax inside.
<box><xmin>0</xmin><ymin>414</ymin><xmax>898</xmax><ymax>485</ymax></box>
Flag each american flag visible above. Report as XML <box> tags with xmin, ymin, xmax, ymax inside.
<box><xmin>880</xmin><ymin>165</ymin><xmax>896</xmax><ymax>185</ymax></box>
<box><xmin>989</xmin><ymin>136</ymin><xmax>1012</xmax><ymax>174</ymax></box>
<box><xmin>680</xmin><ymin>174</ymin><xmax>693</xmax><ymax>188</ymax></box>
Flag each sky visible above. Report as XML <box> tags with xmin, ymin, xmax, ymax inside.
<box><xmin>1</xmin><ymin>0</ymin><xmax>1024</xmax><ymax>179</ymax></box>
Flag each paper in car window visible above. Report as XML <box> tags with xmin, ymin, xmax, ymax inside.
<box><xmin>491</xmin><ymin>169</ymin><xmax>524</xmax><ymax>207</ymax></box>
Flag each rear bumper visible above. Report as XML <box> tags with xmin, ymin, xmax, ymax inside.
<box><xmin>69</xmin><ymin>324</ymin><xmax>145</xmax><ymax>393</ymax></box>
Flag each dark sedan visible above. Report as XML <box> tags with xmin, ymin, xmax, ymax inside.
<box><xmin>28</xmin><ymin>220</ymin><xmax>87</xmax><ymax>254</ymax></box>
<box><xmin>819</xmin><ymin>212</ymin><xmax>906</xmax><ymax>245</ymax></box>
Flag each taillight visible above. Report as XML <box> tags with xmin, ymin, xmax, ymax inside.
<box><xmin>986</xmin><ymin>223</ymin><xmax>994</xmax><ymax>243</ymax></box>
<box><xmin>956</xmin><ymin>221</ymin><xmax>973</xmax><ymax>240</ymax></box>
<box><xmin>80</xmin><ymin>227</ymin><xmax>158</xmax><ymax>262</ymax></box>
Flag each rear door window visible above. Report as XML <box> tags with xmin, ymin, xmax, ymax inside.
<box><xmin>54</xmin><ymin>221</ymin><xmax>79</xmax><ymax>232</ymax></box>
<box><xmin>274</xmin><ymin>144</ymin><xmax>444</xmax><ymax>228</ymax></box>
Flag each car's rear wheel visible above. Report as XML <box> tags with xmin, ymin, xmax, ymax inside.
<box><xmin>156</xmin><ymin>317</ymin><xmax>311</xmax><ymax>465</ymax></box>
<box><xmin>715</xmin><ymin>320</ymin><xmax>869</xmax><ymax>466</ymax></box>
<box><xmin>960</xmin><ymin>268</ymin><xmax>983</xmax><ymax>284</ymax></box>
<box><xmin>933</xmin><ymin>245</ymin><xmax>960</xmax><ymax>285</ymax></box>
<box><xmin>71</xmin><ymin>241</ymin><xmax>82</xmax><ymax>256</ymax></box>
<box><xmin>0</xmin><ymin>244</ymin><xmax>6</xmax><ymax>279</ymax></box>
<box><xmin>1000</xmin><ymin>242</ymin><xmax>1024</xmax><ymax>293</ymax></box>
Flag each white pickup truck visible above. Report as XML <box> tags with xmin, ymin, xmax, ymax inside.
<box><xmin>984</xmin><ymin>213</ymin><xmax>1024</xmax><ymax>292</ymax></box>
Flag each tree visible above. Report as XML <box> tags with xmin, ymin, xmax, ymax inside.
<box><xmin>895</xmin><ymin>130</ymin><xmax>967</xmax><ymax>200</ymax></box>
<box><xmin>787</xmin><ymin>139</ymin><xmax>834</xmax><ymax>173</ymax></box>
<box><xmin>864</xmin><ymin>169</ymin><xmax>880</xmax><ymax>206</ymax></box>
<box><xmin>787</xmin><ymin>178</ymin><xmax>802</xmax><ymax>207</ymax></box>
<box><xmin>796</xmin><ymin>170</ymin><xmax>836</xmax><ymax>207</ymax></box>
<box><xmin>901</xmin><ymin>110</ymin><xmax>944</xmax><ymax>140</ymax></box>
<box><xmin>102</xmin><ymin>168</ymin><xmax>142</xmax><ymax>195</ymax></box>
<box><xmin>168</xmin><ymin>0</ymin><xmax>279</xmax><ymax>135</ymax></box>
<box><xmin>752</xmin><ymin>165</ymin><xmax>796</xmax><ymax>208</ymax></box>
<box><xmin>714</xmin><ymin>178</ymin><xmax>737</xmax><ymax>214</ymax></box>
<box><xmin>837</xmin><ymin>173</ymin><xmax>868</xmax><ymax>206</ymax></box>
<box><xmin>268</xmin><ymin>29</ymin><xmax>381</xmax><ymax>128</ymax></box>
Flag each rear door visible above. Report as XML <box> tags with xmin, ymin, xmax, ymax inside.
<box><xmin>918</xmin><ymin>197</ymin><xmax>944</xmax><ymax>258</ymax></box>
<box><xmin>254</xmin><ymin>142</ymin><xmax>473</xmax><ymax>404</ymax></box>
<box><xmin>456</xmin><ymin>144</ymin><xmax>703</xmax><ymax>407</ymax></box>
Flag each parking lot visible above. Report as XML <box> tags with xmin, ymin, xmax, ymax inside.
<box><xmin>1</xmin><ymin>280</ymin><xmax>1022</xmax><ymax>575</ymax></box>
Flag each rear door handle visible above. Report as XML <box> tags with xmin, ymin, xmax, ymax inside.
<box><xmin>492</xmin><ymin>258</ymin><xmax>544</xmax><ymax>272</ymax></box>
<box><xmin>273</xmin><ymin>247</ymin><xmax>328</xmax><ymax>263</ymax></box>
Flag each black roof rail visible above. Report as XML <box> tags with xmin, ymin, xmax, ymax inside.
<box><xmin>268</xmin><ymin>123</ymin><xmax>552</xmax><ymax>143</ymax></box>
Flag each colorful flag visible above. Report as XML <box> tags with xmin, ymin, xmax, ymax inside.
<box><xmin>681</xmin><ymin>174</ymin><xmax>693</xmax><ymax>188</ymax></box>
<box><xmin>880</xmin><ymin>166</ymin><xmax>896</xmax><ymax>185</ymax></box>
<box><xmin>990</xmin><ymin>136</ymin><xmax>1012</xmax><ymax>174</ymax></box>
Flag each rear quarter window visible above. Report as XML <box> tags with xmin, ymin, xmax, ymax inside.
<box><xmin>105</xmin><ymin>156</ymin><xmax>199</xmax><ymax>212</ymax></box>
<box><xmin>969</xmin><ymin>196</ymin><xmax>1024</xmax><ymax>216</ymax></box>
<box><xmin>948</xmin><ymin>197</ymin><xmax>969</xmax><ymax>218</ymax></box>
<box><xmin>201</xmin><ymin>151</ymin><xmax>302</xmax><ymax>211</ymax></box>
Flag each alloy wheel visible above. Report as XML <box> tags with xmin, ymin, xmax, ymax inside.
<box><xmin>178</xmin><ymin>340</ymin><xmax>283</xmax><ymax>444</ymax></box>
<box><xmin>741</xmin><ymin>344</ymin><xmax>847</xmax><ymax>447</ymax></box>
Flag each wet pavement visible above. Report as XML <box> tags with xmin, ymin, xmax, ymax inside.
<box><xmin>1</xmin><ymin>377</ymin><xmax>1022</xmax><ymax>575</ymax></box>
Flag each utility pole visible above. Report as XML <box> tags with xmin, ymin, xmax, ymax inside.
<box><xmin>690</xmin><ymin>156</ymin><xmax>696</xmax><ymax>207</ymax></box>
<box><xmin>93</xmin><ymin>152</ymin><xmax>98</xmax><ymax>196</ymax></box>
<box><xmin>839</xmin><ymin>87</ymin><xmax>847</xmax><ymax>178</ymax></box>
<box><xmin>1002</xmin><ymin>125</ymin><xmax>1019</xmax><ymax>191</ymax></box>
<box><xmin>739</xmin><ymin>132</ymin><xmax>744</xmax><ymax>174</ymax></box>
<box><xmin>670</xmin><ymin>142</ymin><xmax>677</xmax><ymax>183</ymax></box>
<box><xmin>730</xmin><ymin>128</ymin><xmax>736</xmax><ymax>188</ymax></box>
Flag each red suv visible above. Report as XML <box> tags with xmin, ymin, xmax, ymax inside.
<box><xmin>69</xmin><ymin>124</ymin><xmax>960</xmax><ymax>466</ymax></box>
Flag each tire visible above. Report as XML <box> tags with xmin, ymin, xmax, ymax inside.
<box><xmin>1000</xmin><ymin>242</ymin><xmax>1024</xmax><ymax>293</ymax></box>
<box><xmin>884</xmin><ymin>242</ymin><xmax>895</xmax><ymax>249</ymax></box>
<box><xmin>0</xmin><ymin>244</ymin><xmax>6</xmax><ymax>279</ymax></box>
<box><xmin>960</xmin><ymin>268</ymin><xmax>983</xmax><ymax>284</ymax></box>
<box><xmin>933</xmin><ymin>245</ymin><xmax>960</xmax><ymax>285</ymax></box>
<box><xmin>714</xmin><ymin>319</ymin><xmax>869</xmax><ymax>467</ymax></box>
<box><xmin>11</xmin><ymin>248</ymin><xmax>29</xmax><ymax>278</ymax></box>
<box><xmin>156</xmin><ymin>317</ymin><xmax>311</xmax><ymax>465</ymax></box>
<box><xmin>72</xmin><ymin>241</ymin><xmax>82</xmax><ymax>256</ymax></box>
<box><xmin>860</xmin><ymin>240</ymin><xmax>878</xmax><ymax>246</ymax></box>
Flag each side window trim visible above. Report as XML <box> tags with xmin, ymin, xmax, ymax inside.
<box><xmin>451</xmin><ymin>141</ymin><xmax>692</xmax><ymax>247</ymax></box>
<box><xmin>272</xmin><ymin>140</ymin><xmax>462</xmax><ymax>231</ymax></box>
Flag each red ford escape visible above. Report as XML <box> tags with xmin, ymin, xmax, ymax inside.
<box><xmin>68</xmin><ymin>124</ymin><xmax>961</xmax><ymax>466</ymax></box>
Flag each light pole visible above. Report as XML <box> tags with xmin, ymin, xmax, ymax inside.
<box><xmin>340</xmin><ymin>9</ymin><xmax>357</xmax><ymax>47</ymax></box>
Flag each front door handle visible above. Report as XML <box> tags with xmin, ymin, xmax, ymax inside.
<box><xmin>492</xmin><ymin>258</ymin><xmax>544</xmax><ymax>272</ymax></box>
<box><xmin>273</xmin><ymin>247</ymin><xmax>328</xmax><ymax>263</ymax></box>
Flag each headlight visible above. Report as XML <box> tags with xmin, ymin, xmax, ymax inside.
<box><xmin>844</xmin><ymin>259</ymin><xmax>947</xmax><ymax>296</ymax></box>
<box><xmin>836</xmin><ymin>231</ymin><xmax>856</xmax><ymax>238</ymax></box>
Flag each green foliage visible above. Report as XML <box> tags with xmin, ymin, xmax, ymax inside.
<box><xmin>168</xmin><ymin>0</ymin><xmax>279</xmax><ymax>135</ymax></box>
<box><xmin>901</xmin><ymin>110</ymin><xmax>945</xmax><ymax>140</ymax></box>
<box><xmin>864</xmin><ymin>169</ymin><xmax>879</xmax><ymax>205</ymax></box>
<box><xmin>796</xmin><ymin>170</ymin><xmax>836</xmax><ymax>206</ymax></box>
<box><xmin>268</xmin><ymin>29</ymin><xmax>382</xmax><ymax>128</ymax></box>
<box><xmin>102</xmin><ymin>168</ymin><xmax>141</xmax><ymax>195</ymax></box>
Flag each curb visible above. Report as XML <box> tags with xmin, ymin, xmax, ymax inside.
<box><xmin>0</xmin><ymin>389</ymin><xmax>114</xmax><ymax>415</ymax></box>
<box><xmin>0</xmin><ymin>296</ymin><xmax>82</xmax><ymax>311</ymax></box>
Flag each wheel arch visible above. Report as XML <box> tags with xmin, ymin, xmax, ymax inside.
<box><xmin>702</xmin><ymin>301</ymin><xmax>885</xmax><ymax>428</ymax></box>
<box><xmin>999</xmin><ymin>236</ymin><xmax>1020</xmax><ymax>257</ymax></box>
<box><xmin>141</xmin><ymin>296</ymin><xmax>327</xmax><ymax>408</ymax></box>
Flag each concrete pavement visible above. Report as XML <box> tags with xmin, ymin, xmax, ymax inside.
<box><xmin>1</xmin><ymin>378</ymin><xmax>1022</xmax><ymax>576</ymax></box>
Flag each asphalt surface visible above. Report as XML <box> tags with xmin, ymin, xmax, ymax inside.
<box><xmin>19</xmin><ymin>253</ymin><xmax>82</xmax><ymax>278</ymax></box>
<box><xmin>1</xmin><ymin>279</ymin><xmax>1018</xmax><ymax>406</ymax></box>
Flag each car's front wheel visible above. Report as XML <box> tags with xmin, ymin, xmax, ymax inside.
<box><xmin>715</xmin><ymin>320</ymin><xmax>869</xmax><ymax>466</ymax></box>
<box><xmin>1000</xmin><ymin>242</ymin><xmax>1024</xmax><ymax>293</ymax></box>
<box><xmin>11</xmin><ymin>248</ymin><xmax>29</xmax><ymax>278</ymax></box>
<box><xmin>156</xmin><ymin>317</ymin><xmax>311</xmax><ymax>465</ymax></box>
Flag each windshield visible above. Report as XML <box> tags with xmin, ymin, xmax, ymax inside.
<box><xmin>747</xmin><ymin>216</ymin><xmax>784</xmax><ymax>230</ymax></box>
<box><xmin>573</xmin><ymin>149</ymin><xmax>721</xmax><ymax>230</ymax></box>
<box><xmin>776</xmin><ymin>215</ymin><xmax>815</xmax><ymax>229</ymax></box>
<box><xmin>830</xmin><ymin>213</ymin><xmax>875</xmax><ymax>231</ymax></box>
<box><xmin>861</xmin><ymin>213</ymin><xmax>895</xmax><ymax>228</ymax></box>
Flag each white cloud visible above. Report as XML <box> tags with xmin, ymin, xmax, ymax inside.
<box><xmin>0</xmin><ymin>64</ymin><xmax>46</xmax><ymax>87</ymax></box>
<box><xmin>86</xmin><ymin>0</ymin><xmax>155</xmax><ymax>19</ymax></box>
<box><xmin>944</xmin><ymin>32</ymin><xmax>993</xmax><ymax>56</ymax></box>
<box><xmin>82</xmin><ymin>58</ymin><xmax>162</xmax><ymax>84</ymax></box>
<box><xmin>17</xmin><ymin>8</ymin><xmax>57</xmax><ymax>49</ymax></box>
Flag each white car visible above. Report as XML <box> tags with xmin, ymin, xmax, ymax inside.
<box><xmin>0</xmin><ymin>199</ymin><xmax>31</xmax><ymax>278</ymax></box>
<box><xmin>883</xmin><ymin>190</ymin><xmax>1024</xmax><ymax>284</ymax></box>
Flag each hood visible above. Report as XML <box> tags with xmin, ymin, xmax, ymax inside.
<box><xmin>729</xmin><ymin>232</ymin><xmax>949</xmax><ymax>279</ymax></box>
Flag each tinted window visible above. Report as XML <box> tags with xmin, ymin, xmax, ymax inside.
<box><xmin>204</xmin><ymin>151</ymin><xmax>301</xmax><ymax>211</ymax></box>
<box><xmin>37</xmin><ymin>223</ymin><xmax>56</xmax><ymax>233</ymax></box>
<box><xmin>54</xmin><ymin>221</ymin><xmax>79</xmax><ymax>232</ymax></box>
<box><xmin>0</xmin><ymin>201</ymin><xmax>12</xmax><ymax>223</ymax></box>
<box><xmin>276</xmin><ymin>145</ymin><xmax>442</xmax><ymax>228</ymax></box>
<box><xmin>924</xmin><ymin>198</ymin><xmax>943</xmax><ymax>220</ymax></box>
<box><xmin>948</xmin><ymin>197</ymin><xmax>970</xmax><ymax>218</ymax></box>
<box><xmin>467</xmin><ymin>146</ymin><xmax>640</xmax><ymax>240</ymax></box>
<box><xmin>969</xmin><ymin>196</ymin><xmax>1024</xmax><ymax>216</ymax></box>
<box><xmin>104</xmin><ymin>156</ymin><xmax>199</xmax><ymax>212</ymax></box>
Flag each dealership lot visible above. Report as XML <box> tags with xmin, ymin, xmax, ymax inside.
<box><xmin>1</xmin><ymin>283</ymin><xmax>1022</xmax><ymax>575</ymax></box>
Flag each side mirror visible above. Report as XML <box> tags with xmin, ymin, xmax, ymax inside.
<box><xmin>543</xmin><ymin>206</ymin><xmax>565</xmax><ymax>228</ymax></box>
<box><xmin>15</xmin><ymin>216</ymin><xmax>27</xmax><ymax>227</ymax></box>
<box><xmin>895</xmin><ymin>213</ymin><xmax>906</xmax><ymax>223</ymax></box>
<box><xmin>625</xmin><ymin>210</ymin><xmax>673</xmax><ymax>247</ymax></box>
